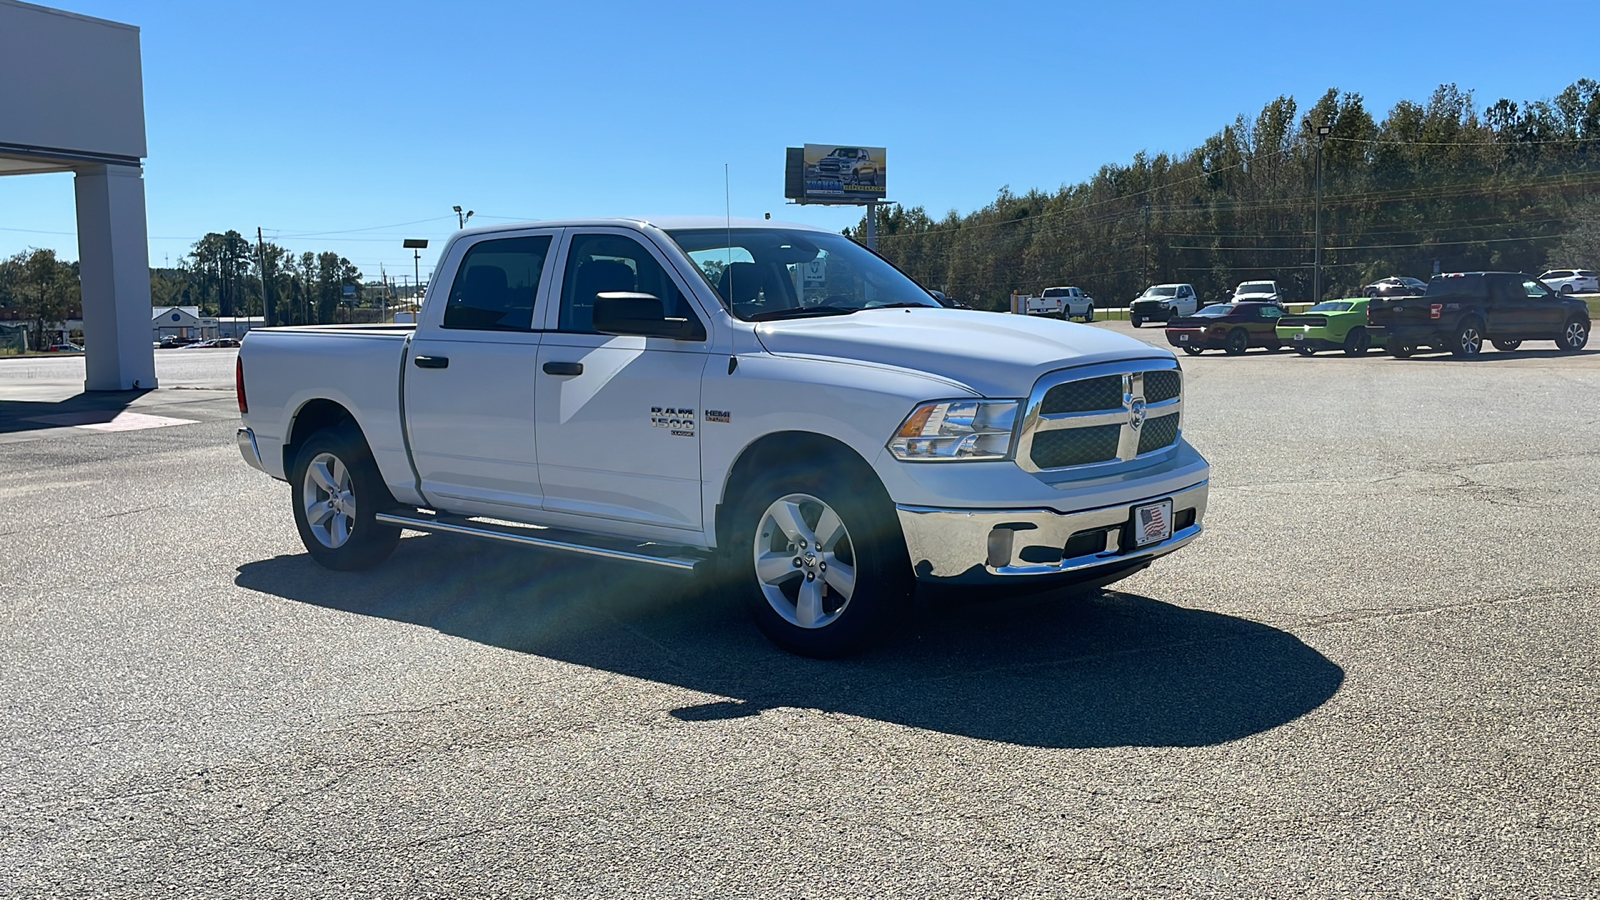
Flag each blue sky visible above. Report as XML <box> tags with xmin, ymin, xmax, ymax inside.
<box><xmin>2</xmin><ymin>0</ymin><xmax>1593</xmax><ymax>282</ymax></box>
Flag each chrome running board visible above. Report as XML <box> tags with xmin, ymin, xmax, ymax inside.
<box><xmin>374</xmin><ymin>509</ymin><xmax>709</xmax><ymax>572</ymax></box>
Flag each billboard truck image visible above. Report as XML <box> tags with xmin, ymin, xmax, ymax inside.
<box><xmin>801</xmin><ymin>144</ymin><xmax>886</xmax><ymax>201</ymax></box>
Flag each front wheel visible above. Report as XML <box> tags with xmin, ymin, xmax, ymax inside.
<box><xmin>1225</xmin><ymin>328</ymin><xmax>1249</xmax><ymax>355</ymax></box>
<box><xmin>1390</xmin><ymin>342</ymin><xmax>1414</xmax><ymax>358</ymax></box>
<box><xmin>1296</xmin><ymin>346</ymin><xmax>1316</xmax><ymax>357</ymax></box>
<box><xmin>1083</xmin><ymin>304</ymin><xmax>1094</xmax><ymax>323</ymax></box>
<box><xmin>291</xmin><ymin>425</ymin><xmax>401</xmax><ymax>571</ymax></box>
<box><xmin>1492</xmin><ymin>339</ymin><xmax>1522</xmax><ymax>352</ymax></box>
<box><xmin>731</xmin><ymin>467</ymin><xmax>911</xmax><ymax>658</ymax></box>
<box><xmin>1131</xmin><ymin>316</ymin><xmax>1143</xmax><ymax>328</ymax></box>
<box><xmin>1557</xmin><ymin>317</ymin><xmax>1589</xmax><ymax>351</ymax></box>
<box><xmin>1560</xmin><ymin>284</ymin><xmax>1574</xmax><ymax>295</ymax></box>
<box><xmin>1343</xmin><ymin>327</ymin><xmax>1372</xmax><ymax>357</ymax></box>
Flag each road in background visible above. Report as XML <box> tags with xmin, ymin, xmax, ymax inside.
<box><xmin>2</xmin><ymin>331</ymin><xmax>1596</xmax><ymax>897</ymax></box>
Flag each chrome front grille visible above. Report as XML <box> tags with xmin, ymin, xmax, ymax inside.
<box><xmin>1016</xmin><ymin>360</ymin><xmax>1183</xmax><ymax>475</ymax></box>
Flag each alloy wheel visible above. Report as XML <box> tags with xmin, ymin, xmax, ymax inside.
<box><xmin>753</xmin><ymin>493</ymin><xmax>856</xmax><ymax>630</ymax></box>
<box><xmin>302</xmin><ymin>452</ymin><xmax>356</xmax><ymax>549</ymax></box>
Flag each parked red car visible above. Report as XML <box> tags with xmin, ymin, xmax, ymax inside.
<box><xmin>1164</xmin><ymin>302</ymin><xmax>1287</xmax><ymax>355</ymax></box>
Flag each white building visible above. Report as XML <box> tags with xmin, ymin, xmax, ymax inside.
<box><xmin>151</xmin><ymin>306</ymin><xmax>218</xmax><ymax>342</ymax></box>
<box><xmin>1</xmin><ymin>1</ymin><xmax>155</xmax><ymax>389</ymax></box>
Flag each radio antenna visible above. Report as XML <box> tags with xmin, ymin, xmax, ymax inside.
<box><xmin>724</xmin><ymin>163</ymin><xmax>732</xmax><ymax>272</ymax></box>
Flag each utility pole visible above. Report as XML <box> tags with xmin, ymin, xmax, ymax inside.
<box><xmin>1314</xmin><ymin>124</ymin><xmax>1331</xmax><ymax>303</ymax></box>
<box><xmin>404</xmin><ymin>239</ymin><xmax>429</xmax><ymax>304</ymax></box>
<box><xmin>256</xmin><ymin>227</ymin><xmax>273</xmax><ymax>327</ymax></box>
<box><xmin>865</xmin><ymin>200</ymin><xmax>878</xmax><ymax>251</ymax></box>
<box><xmin>1141</xmin><ymin>205</ymin><xmax>1150</xmax><ymax>286</ymax></box>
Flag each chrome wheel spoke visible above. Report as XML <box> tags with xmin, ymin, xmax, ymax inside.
<box><xmin>308</xmin><ymin>500</ymin><xmax>336</xmax><ymax>527</ymax></box>
<box><xmin>309</xmin><ymin>460</ymin><xmax>337</xmax><ymax>493</ymax></box>
<box><xmin>330</xmin><ymin>513</ymin><xmax>349</xmax><ymax>547</ymax></box>
<box><xmin>822</xmin><ymin>558</ymin><xmax>855</xmax><ymax>598</ymax></box>
<box><xmin>769</xmin><ymin>500</ymin><xmax>814</xmax><ymax>546</ymax></box>
<box><xmin>795</xmin><ymin>578</ymin><xmax>825</xmax><ymax>629</ymax></box>
<box><xmin>755</xmin><ymin>550</ymin><xmax>798</xmax><ymax>585</ymax></box>
<box><xmin>814</xmin><ymin>507</ymin><xmax>846</xmax><ymax>552</ymax></box>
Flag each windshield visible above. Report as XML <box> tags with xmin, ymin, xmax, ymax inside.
<box><xmin>1192</xmin><ymin>304</ymin><xmax>1234</xmax><ymax>317</ymax></box>
<box><xmin>1237</xmin><ymin>282</ymin><xmax>1275</xmax><ymax>293</ymax></box>
<box><xmin>1308</xmin><ymin>301</ymin><xmax>1354</xmax><ymax>312</ymax></box>
<box><xmin>1141</xmin><ymin>286</ymin><xmax>1178</xmax><ymax>298</ymax></box>
<box><xmin>667</xmin><ymin>228</ymin><xmax>940</xmax><ymax>321</ymax></box>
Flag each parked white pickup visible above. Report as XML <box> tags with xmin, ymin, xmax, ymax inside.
<box><xmin>235</xmin><ymin>217</ymin><xmax>1209</xmax><ymax>656</ymax></box>
<box><xmin>1025</xmin><ymin>286</ymin><xmax>1097</xmax><ymax>321</ymax></box>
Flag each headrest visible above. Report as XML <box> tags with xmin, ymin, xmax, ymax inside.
<box><xmin>718</xmin><ymin>262</ymin><xmax>763</xmax><ymax>304</ymax></box>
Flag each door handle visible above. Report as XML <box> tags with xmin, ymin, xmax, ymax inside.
<box><xmin>413</xmin><ymin>355</ymin><xmax>449</xmax><ymax>369</ymax></box>
<box><xmin>543</xmin><ymin>361</ymin><xmax>583</xmax><ymax>376</ymax></box>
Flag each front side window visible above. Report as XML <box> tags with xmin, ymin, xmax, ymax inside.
<box><xmin>442</xmin><ymin>235</ymin><xmax>551</xmax><ymax>331</ymax></box>
<box><xmin>667</xmin><ymin>228</ymin><xmax>938</xmax><ymax>321</ymax></box>
<box><xmin>558</xmin><ymin>233</ymin><xmax>698</xmax><ymax>334</ymax></box>
<box><xmin>1522</xmin><ymin>279</ymin><xmax>1553</xmax><ymax>299</ymax></box>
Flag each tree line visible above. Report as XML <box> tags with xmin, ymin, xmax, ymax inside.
<box><xmin>0</xmin><ymin>231</ymin><xmax>368</xmax><ymax>347</ymax></box>
<box><xmin>854</xmin><ymin>80</ymin><xmax>1600</xmax><ymax>309</ymax></box>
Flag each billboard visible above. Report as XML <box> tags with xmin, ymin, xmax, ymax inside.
<box><xmin>785</xmin><ymin>144</ymin><xmax>886</xmax><ymax>204</ymax></box>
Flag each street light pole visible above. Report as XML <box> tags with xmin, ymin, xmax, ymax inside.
<box><xmin>453</xmin><ymin>205</ymin><xmax>474</xmax><ymax>229</ymax></box>
<box><xmin>1314</xmin><ymin>124</ymin><xmax>1331</xmax><ymax>303</ymax></box>
<box><xmin>403</xmin><ymin>239</ymin><xmax>429</xmax><ymax>304</ymax></box>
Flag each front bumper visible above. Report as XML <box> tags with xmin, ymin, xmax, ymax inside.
<box><xmin>897</xmin><ymin>480</ymin><xmax>1208</xmax><ymax>584</ymax></box>
<box><xmin>1166</xmin><ymin>330</ymin><xmax>1224</xmax><ymax>349</ymax></box>
<box><xmin>1131</xmin><ymin>303</ymin><xmax>1173</xmax><ymax>321</ymax></box>
<box><xmin>237</xmin><ymin>427</ymin><xmax>267</xmax><ymax>473</ymax></box>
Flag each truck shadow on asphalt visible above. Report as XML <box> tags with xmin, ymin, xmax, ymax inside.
<box><xmin>236</xmin><ymin>534</ymin><xmax>1344</xmax><ymax>750</ymax></box>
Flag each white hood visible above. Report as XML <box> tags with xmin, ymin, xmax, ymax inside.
<box><xmin>752</xmin><ymin>308</ymin><xmax>1173</xmax><ymax>398</ymax></box>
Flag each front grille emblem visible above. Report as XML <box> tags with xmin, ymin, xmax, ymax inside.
<box><xmin>1129</xmin><ymin>399</ymin><xmax>1147</xmax><ymax>430</ymax></box>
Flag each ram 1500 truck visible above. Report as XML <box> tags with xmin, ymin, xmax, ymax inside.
<box><xmin>235</xmin><ymin>218</ymin><xmax>1210</xmax><ymax>656</ymax></box>
<box><xmin>1367</xmin><ymin>271</ymin><xmax>1591</xmax><ymax>357</ymax></box>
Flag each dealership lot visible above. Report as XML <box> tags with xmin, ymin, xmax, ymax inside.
<box><xmin>2</xmin><ymin>336</ymin><xmax>1597</xmax><ymax>897</ymax></box>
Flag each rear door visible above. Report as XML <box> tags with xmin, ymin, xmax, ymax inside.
<box><xmin>533</xmin><ymin>228</ymin><xmax>712</xmax><ymax>533</ymax></box>
<box><xmin>403</xmin><ymin>229</ymin><xmax>559</xmax><ymax>516</ymax></box>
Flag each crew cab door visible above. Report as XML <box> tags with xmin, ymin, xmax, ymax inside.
<box><xmin>533</xmin><ymin>229</ymin><xmax>711</xmax><ymax>533</ymax></box>
<box><xmin>403</xmin><ymin>229</ymin><xmax>559</xmax><ymax>516</ymax></box>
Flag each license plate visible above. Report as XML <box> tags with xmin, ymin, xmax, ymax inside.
<box><xmin>1132</xmin><ymin>500</ymin><xmax>1174</xmax><ymax>547</ymax></box>
<box><xmin>1178</xmin><ymin>334</ymin><xmax>1189</xmax><ymax>342</ymax></box>
<box><xmin>1293</xmin><ymin>333</ymin><xmax>1304</xmax><ymax>341</ymax></box>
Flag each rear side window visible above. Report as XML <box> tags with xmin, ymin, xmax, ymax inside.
<box><xmin>442</xmin><ymin>236</ymin><xmax>551</xmax><ymax>331</ymax></box>
<box><xmin>1426</xmin><ymin>276</ymin><xmax>1485</xmax><ymax>300</ymax></box>
<box><xmin>1545</xmin><ymin>270</ymin><xmax>1573</xmax><ymax>279</ymax></box>
<box><xmin>558</xmin><ymin>233</ymin><xmax>698</xmax><ymax>334</ymax></box>
<box><xmin>1579</xmin><ymin>271</ymin><xmax>1597</xmax><ymax>278</ymax></box>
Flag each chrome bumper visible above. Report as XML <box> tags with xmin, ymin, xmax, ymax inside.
<box><xmin>237</xmin><ymin>427</ymin><xmax>266</xmax><ymax>473</ymax></box>
<box><xmin>896</xmin><ymin>480</ymin><xmax>1208</xmax><ymax>583</ymax></box>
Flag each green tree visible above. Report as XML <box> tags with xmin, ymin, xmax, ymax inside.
<box><xmin>0</xmin><ymin>249</ymin><xmax>79</xmax><ymax>350</ymax></box>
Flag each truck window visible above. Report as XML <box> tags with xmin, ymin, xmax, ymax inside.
<box><xmin>442</xmin><ymin>235</ymin><xmax>552</xmax><ymax>332</ymax></box>
<box><xmin>559</xmin><ymin>233</ymin><xmax>698</xmax><ymax>335</ymax></box>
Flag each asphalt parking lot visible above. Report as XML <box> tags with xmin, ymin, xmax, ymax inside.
<box><xmin>2</xmin><ymin>332</ymin><xmax>1597</xmax><ymax>898</ymax></box>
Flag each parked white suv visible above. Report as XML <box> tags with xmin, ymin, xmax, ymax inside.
<box><xmin>235</xmin><ymin>218</ymin><xmax>1209</xmax><ymax>656</ymax></box>
<box><xmin>1538</xmin><ymin>269</ymin><xmax>1599</xmax><ymax>295</ymax></box>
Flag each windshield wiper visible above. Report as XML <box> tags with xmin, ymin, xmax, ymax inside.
<box><xmin>746</xmin><ymin>305</ymin><xmax>858</xmax><ymax>322</ymax></box>
<box><xmin>868</xmin><ymin>302</ymin><xmax>935</xmax><ymax>309</ymax></box>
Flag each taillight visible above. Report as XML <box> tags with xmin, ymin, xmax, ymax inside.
<box><xmin>1430</xmin><ymin>304</ymin><xmax>1443</xmax><ymax>320</ymax></box>
<box><xmin>235</xmin><ymin>356</ymin><xmax>247</xmax><ymax>414</ymax></box>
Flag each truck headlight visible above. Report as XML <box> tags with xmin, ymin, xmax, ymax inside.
<box><xmin>889</xmin><ymin>400</ymin><xmax>1019</xmax><ymax>461</ymax></box>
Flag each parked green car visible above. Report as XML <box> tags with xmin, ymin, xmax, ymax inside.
<box><xmin>1276</xmin><ymin>298</ymin><xmax>1386</xmax><ymax>356</ymax></box>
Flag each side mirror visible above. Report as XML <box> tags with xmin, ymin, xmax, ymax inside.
<box><xmin>593</xmin><ymin>292</ymin><xmax>704</xmax><ymax>340</ymax></box>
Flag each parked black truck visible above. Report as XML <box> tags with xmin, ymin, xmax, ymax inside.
<box><xmin>1366</xmin><ymin>272</ymin><xmax>1590</xmax><ymax>357</ymax></box>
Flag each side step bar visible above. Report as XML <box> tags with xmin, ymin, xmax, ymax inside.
<box><xmin>374</xmin><ymin>509</ymin><xmax>710</xmax><ymax>572</ymax></box>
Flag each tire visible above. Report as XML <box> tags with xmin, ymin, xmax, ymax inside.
<box><xmin>1365</xmin><ymin>287</ymin><xmax>1380</xmax><ymax>298</ymax></box>
<box><xmin>291</xmin><ymin>424</ymin><xmax>401</xmax><ymax>571</ymax></box>
<box><xmin>1450</xmin><ymin>317</ymin><xmax>1484</xmax><ymax>358</ymax></box>
<box><xmin>1492</xmin><ymin>339</ymin><xmax>1522</xmax><ymax>352</ymax></box>
<box><xmin>1182</xmin><ymin>345</ymin><xmax>1203</xmax><ymax>356</ymax></box>
<box><xmin>1225</xmin><ymin>328</ymin><xmax>1249</xmax><ymax>355</ymax></box>
<box><xmin>1390</xmin><ymin>342</ymin><xmax>1413</xmax><ymax>358</ymax></box>
<box><xmin>1084</xmin><ymin>304</ymin><xmax>1094</xmax><ymax>323</ymax></box>
<box><xmin>1557</xmin><ymin>317</ymin><xmax>1589</xmax><ymax>352</ymax></box>
<box><xmin>1560</xmin><ymin>284</ymin><xmax>1574</xmax><ymax>295</ymax></box>
<box><xmin>727</xmin><ymin>464</ymin><xmax>911</xmax><ymax>658</ymax></box>
<box><xmin>1343</xmin><ymin>327</ymin><xmax>1372</xmax><ymax>357</ymax></box>
<box><xmin>1296</xmin><ymin>346</ymin><xmax>1316</xmax><ymax>357</ymax></box>
<box><xmin>1131</xmin><ymin>316</ymin><xmax>1143</xmax><ymax>328</ymax></box>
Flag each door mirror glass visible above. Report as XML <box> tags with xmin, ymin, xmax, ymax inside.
<box><xmin>592</xmin><ymin>292</ymin><xmax>705</xmax><ymax>340</ymax></box>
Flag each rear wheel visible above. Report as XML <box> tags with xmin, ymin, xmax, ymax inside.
<box><xmin>1182</xmin><ymin>345</ymin><xmax>1203</xmax><ymax>356</ymax></box>
<box><xmin>1225</xmin><ymin>328</ymin><xmax>1249</xmax><ymax>355</ymax></box>
<box><xmin>1296</xmin><ymin>346</ymin><xmax>1316</xmax><ymax>357</ymax></box>
<box><xmin>1343</xmin><ymin>327</ymin><xmax>1372</xmax><ymax>357</ymax></box>
<box><xmin>1450</xmin><ymin>317</ymin><xmax>1484</xmax><ymax>357</ymax></box>
<box><xmin>730</xmin><ymin>465</ymin><xmax>910</xmax><ymax>657</ymax></box>
<box><xmin>1390</xmin><ymin>342</ymin><xmax>1414</xmax><ymax>358</ymax></box>
<box><xmin>290</xmin><ymin>425</ymin><xmax>401</xmax><ymax>571</ymax></box>
<box><xmin>1492</xmin><ymin>339</ymin><xmax>1522</xmax><ymax>352</ymax></box>
<box><xmin>1557</xmin><ymin>317</ymin><xmax>1589</xmax><ymax>351</ymax></box>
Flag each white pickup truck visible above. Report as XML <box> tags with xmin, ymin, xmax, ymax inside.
<box><xmin>1025</xmin><ymin>286</ymin><xmax>1096</xmax><ymax>322</ymax></box>
<box><xmin>236</xmin><ymin>218</ymin><xmax>1209</xmax><ymax>656</ymax></box>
